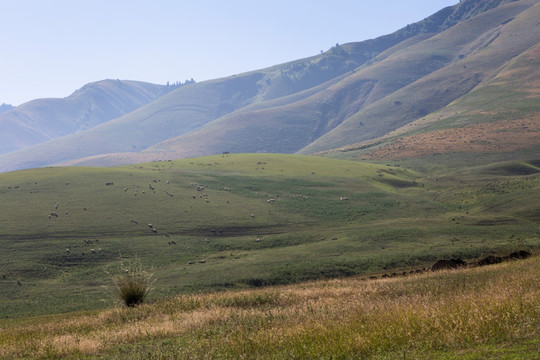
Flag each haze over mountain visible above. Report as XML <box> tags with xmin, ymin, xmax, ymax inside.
<box><xmin>0</xmin><ymin>80</ymin><xmax>173</xmax><ymax>154</ymax></box>
<box><xmin>0</xmin><ymin>0</ymin><xmax>538</xmax><ymax>172</ymax></box>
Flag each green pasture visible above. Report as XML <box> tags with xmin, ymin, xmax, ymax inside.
<box><xmin>1</xmin><ymin>153</ymin><xmax>539</xmax><ymax>318</ymax></box>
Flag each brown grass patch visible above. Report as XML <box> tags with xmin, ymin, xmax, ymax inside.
<box><xmin>1</xmin><ymin>256</ymin><xmax>539</xmax><ymax>359</ymax></box>
<box><xmin>363</xmin><ymin>116</ymin><xmax>540</xmax><ymax>160</ymax></box>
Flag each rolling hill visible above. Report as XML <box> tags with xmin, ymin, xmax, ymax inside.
<box><xmin>1</xmin><ymin>0</ymin><xmax>538</xmax><ymax>172</ymax></box>
<box><xmin>1</xmin><ymin>1</ymin><xmax>539</xmax><ymax>356</ymax></box>
<box><xmin>1</xmin><ymin>153</ymin><xmax>539</xmax><ymax>319</ymax></box>
<box><xmin>0</xmin><ymin>79</ymin><xmax>172</xmax><ymax>154</ymax></box>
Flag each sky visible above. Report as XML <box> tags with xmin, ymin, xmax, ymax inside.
<box><xmin>0</xmin><ymin>0</ymin><xmax>457</xmax><ymax>106</ymax></box>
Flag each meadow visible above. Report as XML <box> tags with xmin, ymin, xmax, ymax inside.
<box><xmin>1</xmin><ymin>153</ymin><xmax>539</xmax><ymax>320</ymax></box>
<box><xmin>1</xmin><ymin>253</ymin><xmax>538</xmax><ymax>359</ymax></box>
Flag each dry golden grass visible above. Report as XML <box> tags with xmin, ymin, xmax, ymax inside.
<box><xmin>1</xmin><ymin>256</ymin><xmax>539</xmax><ymax>359</ymax></box>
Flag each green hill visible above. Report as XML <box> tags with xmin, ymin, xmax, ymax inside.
<box><xmin>1</xmin><ymin>153</ymin><xmax>538</xmax><ymax>318</ymax></box>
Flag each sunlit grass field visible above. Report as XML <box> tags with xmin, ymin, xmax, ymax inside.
<box><xmin>1</xmin><ymin>255</ymin><xmax>538</xmax><ymax>359</ymax></box>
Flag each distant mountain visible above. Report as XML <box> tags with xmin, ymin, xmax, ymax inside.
<box><xmin>0</xmin><ymin>80</ymin><xmax>172</xmax><ymax>154</ymax></box>
<box><xmin>0</xmin><ymin>0</ymin><xmax>539</xmax><ymax>172</ymax></box>
<box><xmin>0</xmin><ymin>103</ymin><xmax>13</xmax><ymax>115</ymax></box>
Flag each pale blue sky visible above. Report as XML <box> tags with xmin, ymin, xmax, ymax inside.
<box><xmin>1</xmin><ymin>0</ymin><xmax>457</xmax><ymax>106</ymax></box>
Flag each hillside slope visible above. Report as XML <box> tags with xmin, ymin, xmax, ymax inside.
<box><xmin>0</xmin><ymin>50</ymin><xmax>371</xmax><ymax>172</ymax></box>
<box><xmin>1</xmin><ymin>153</ymin><xmax>539</xmax><ymax>319</ymax></box>
<box><xmin>148</xmin><ymin>0</ymin><xmax>539</xmax><ymax>159</ymax></box>
<box><xmin>1</xmin><ymin>0</ymin><xmax>538</xmax><ymax>172</ymax></box>
<box><xmin>302</xmin><ymin>0</ymin><xmax>540</xmax><ymax>156</ymax></box>
<box><xmin>0</xmin><ymin>79</ymin><xmax>170</xmax><ymax>154</ymax></box>
<box><xmin>326</xmin><ymin>4</ymin><xmax>540</xmax><ymax>168</ymax></box>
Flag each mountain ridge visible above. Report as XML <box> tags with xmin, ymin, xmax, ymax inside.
<box><xmin>0</xmin><ymin>79</ymin><xmax>173</xmax><ymax>154</ymax></box>
<box><xmin>0</xmin><ymin>0</ymin><xmax>538</xmax><ymax>172</ymax></box>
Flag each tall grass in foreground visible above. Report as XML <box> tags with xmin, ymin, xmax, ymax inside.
<box><xmin>1</xmin><ymin>257</ymin><xmax>539</xmax><ymax>359</ymax></box>
<box><xmin>110</xmin><ymin>258</ymin><xmax>154</xmax><ymax>307</ymax></box>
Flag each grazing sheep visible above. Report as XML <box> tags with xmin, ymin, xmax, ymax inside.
<box><xmin>148</xmin><ymin>224</ymin><xmax>153</xmax><ymax>228</ymax></box>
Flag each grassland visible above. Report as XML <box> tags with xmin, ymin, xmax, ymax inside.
<box><xmin>1</xmin><ymin>253</ymin><xmax>538</xmax><ymax>359</ymax></box>
<box><xmin>1</xmin><ymin>153</ymin><xmax>539</xmax><ymax>320</ymax></box>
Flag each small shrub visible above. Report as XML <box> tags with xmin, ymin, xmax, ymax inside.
<box><xmin>112</xmin><ymin>258</ymin><xmax>154</xmax><ymax>307</ymax></box>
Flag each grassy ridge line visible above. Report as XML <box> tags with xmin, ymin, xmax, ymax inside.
<box><xmin>1</xmin><ymin>256</ymin><xmax>538</xmax><ymax>359</ymax></box>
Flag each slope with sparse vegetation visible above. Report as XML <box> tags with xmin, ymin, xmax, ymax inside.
<box><xmin>2</xmin><ymin>0</ymin><xmax>538</xmax><ymax>172</ymax></box>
